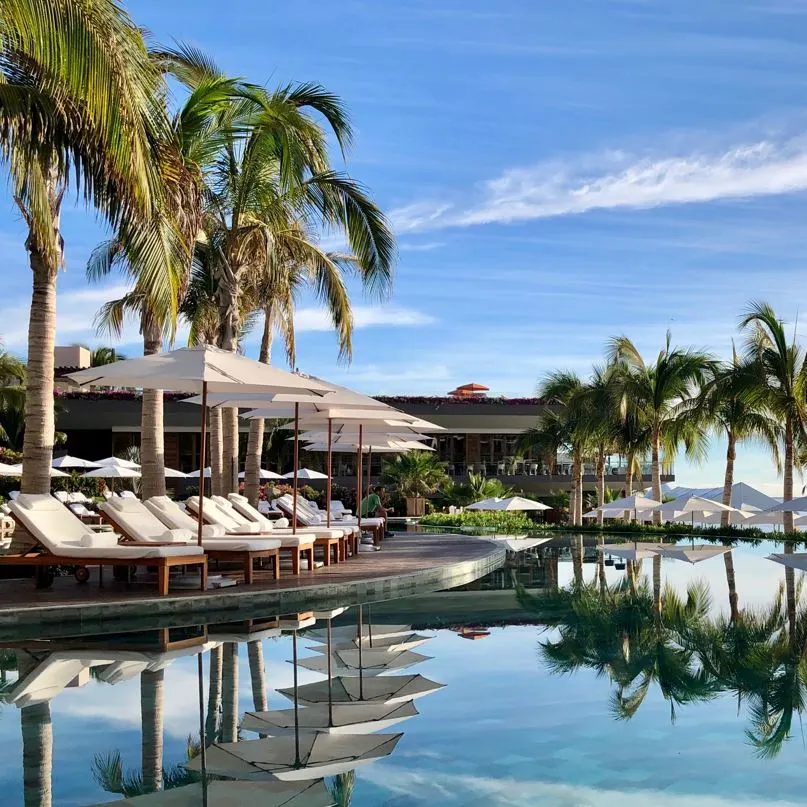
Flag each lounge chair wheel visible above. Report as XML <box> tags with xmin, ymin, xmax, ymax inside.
<box><xmin>35</xmin><ymin>566</ymin><xmax>54</xmax><ymax>589</ymax></box>
<box><xmin>73</xmin><ymin>566</ymin><xmax>90</xmax><ymax>584</ymax></box>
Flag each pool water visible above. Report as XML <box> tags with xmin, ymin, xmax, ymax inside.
<box><xmin>1</xmin><ymin>535</ymin><xmax>806</xmax><ymax>806</ymax></box>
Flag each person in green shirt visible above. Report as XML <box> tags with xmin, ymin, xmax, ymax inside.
<box><xmin>359</xmin><ymin>486</ymin><xmax>393</xmax><ymax>545</ymax></box>
<box><xmin>359</xmin><ymin>488</ymin><xmax>382</xmax><ymax>518</ymax></box>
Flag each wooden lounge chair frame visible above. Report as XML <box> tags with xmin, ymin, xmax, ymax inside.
<box><xmin>100</xmin><ymin>509</ymin><xmax>281</xmax><ymax>585</ymax></box>
<box><xmin>0</xmin><ymin>531</ymin><xmax>207</xmax><ymax>596</ymax></box>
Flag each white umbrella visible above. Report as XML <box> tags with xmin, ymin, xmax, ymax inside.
<box><xmin>471</xmin><ymin>496</ymin><xmax>550</xmax><ymax>512</ymax></box>
<box><xmin>756</xmin><ymin>496</ymin><xmax>807</xmax><ymax>514</ymax></box>
<box><xmin>466</xmin><ymin>497</ymin><xmax>502</xmax><ymax>511</ymax></box>
<box><xmin>67</xmin><ymin>345</ymin><xmax>332</xmax><ymax>544</ymax></box>
<box><xmin>280</xmin><ymin>674</ymin><xmax>445</xmax><ymax>706</ymax></box>
<box><xmin>600</xmin><ymin>543</ymin><xmax>664</xmax><ymax>561</ymax></box>
<box><xmin>163</xmin><ymin>467</ymin><xmax>187</xmax><ymax>478</ymax></box>
<box><xmin>0</xmin><ymin>463</ymin><xmax>21</xmax><ymax>477</ymax></box>
<box><xmin>283</xmin><ymin>468</ymin><xmax>328</xmax><ymax>481</ymax></box>
<box><xmin>651</xmin><ymin>494</ymin><xmax>740</xmax><ymax>527</ymax></box>
<box><xmin>184</xmin><ymin>732</ymin><xmax>402</xmax><ymax>781</ymax></box>
<box><xmin>307</xmin><ymin>632</ymin><xmax>433</xmax><ymax>654</ymax></box>
<box><xmin>93</xmin><ymin>780</ymin><xmax>336</xmax><ymax>806</ymax></box>
<box><xmin>15</xmin><ymin>464</ymin><xmax>69</xmax><ymax>478</ymax></box>
<box><xmin>94</xmin><ymin>456</ymin><xmax>141</xmax><ymax>470</ymax></box>
<box><xmin>768</xmin><ymin>553</ymin><xmax>807</xmax><ymax>572</ymax></box>
<box><xmin>653</xmin><ymin>545</ymin><xmax>733</xmax><ymax>564</ymax></box>
<box><xmin>52</xmin><ymin>454</ymin><xmax>100</xmax><ymax>469</ymax></box>
<box><xmin>304</xmin><ymin>624</ymin><xmax>414</xmax><ymax>643</ymax></box>
<box><xmin>82</xmin><ymin>466</ymin><xmax>141</xmax><ymax>479</ymax></box>
<box><xmin>242</xmin><ymin>701</ymin><xmax>418</xmax><ymax>737</ymax></box>
<box><xmin>186</xmin><ymin>467</ymin><xmax>211</xmax><ymax>478</ymax></box>
<box><xmin>239</xmin><ymin>468</ymin><xmax>284</xmax><ymax>480</ymax></box>
<box><xmin>294</xmin><ymin>648</ymin><xmax>432</xmax><ymax>677</ymax></box>
<box><xmin>745</xmin><ymin>510</ymin><xmax>795</xmax><ymax>527</ymax></box>
<box><xmin>584</xmin><ymin>493</ymin><xmax>661</xmax><ymax>521</ymax></box>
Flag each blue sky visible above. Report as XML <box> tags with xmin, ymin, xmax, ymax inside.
<box><xmin>4</xmin><ymin>0</ymin><xmax>807</xmax><ymax>488</ymax></box>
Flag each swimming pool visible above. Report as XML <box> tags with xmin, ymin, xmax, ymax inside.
<box><xmin>1</xmin><ymin>535</ymin><xmax>805</xmax><ymax>805</ymax></box>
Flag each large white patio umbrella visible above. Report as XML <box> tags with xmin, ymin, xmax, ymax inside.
<box><xmin>0</xmin><ymin>463</ymin><xmax>21</xmax><ymax>477</ymax></box>
<box><xmin>307</xmin><ymin>632</ymin><xmax>433</xmax><ymax>654</ymax></box>
<box><xmin>653</xmin><ymin>545</ymin><xmax>733</xmax><ymax>564</ymax></box>
<box><xmin>280</xmin><ymin>674</ymin><xmax>445</xmax><ymax>706</ymax></box>
<box><xmin>584</xmin><ymin>493</ymin><xmax>661</xmax><ymax>521</ymax></box>
<box><xmin>52</xmin><ymin>454</ymin><xmax>100</xmax><ymax>470</ymax></box>
<box><xmin>466</xmin><ymin>497</ymin><xmax>502</xmax><ymax>510</ymax></box>
<box><xmin>4</xmin><ymin>463</ymin><xmax>68</xmax><ymax>478</ymax></box>
<box><xmin>468</xmin><ymin>496</ymin><xmax>550</xmax><ymax>512</ymax></box>
<box><xmin>294</xmin><ymin>648</ymin><xmax>432</xmax><ymax>677</ymax></box>
<box><xmin>81</xmin><ymin>465</ymin><xmax>141</xmax><ymax>493</ymax></box>
<box><xmin>187</xmin><ymin>467</ymin><xmax>212</xmax><ymax>478</ymax></box>
<box><xmin>184</xmin><ymin>732</ymin><xmax>402</xmax><ymax>781</ymax></box>
<box><xmin>283</xmin><ymin>468</ymin><xmax>329</xmax><ymax>481</ymax></box>
<box><xmin>651</xmin><ymin>495</ymin><xmax>740</xmax><ymax>527</ymax></box>
<box><xmin>768</xmin><ymin>553</ymin><xmax>807</xmax><ymax>572</ymax></box>
<box><xmin>600</xmin><ymin>543</ymin><xmax>664</xmax><ymax>562</ymax></box>
<box><xmin>93</xmin><ymin>780</ymin><xmax>336</xmax><ymax>806</ymax></box>
<box><xmin>94</xmin><ymin>456</ymin><xmax>141</xmax><ymax>470</ymax></box>
<box><xmin>163</xmin><ymin>467</ymin><xmax>187</xmax><ymax>479</ymax></box>
<box><xmin>68</xmin><ymin>345</ymin><xmax>332</xmax><ymax>544</ymax></box>
<box><xmin>239</xmin><ymin>468</ymin><xmax>284</xmax><ymax>480</ymax></box>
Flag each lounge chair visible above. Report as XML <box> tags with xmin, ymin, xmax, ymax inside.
<box><xmin>4</xmin><ymin>494</ymin><xmax>206</xmax><ymax>595</ymax></box>
<box><xmin>183</xmin><ymin>496</ymin><xmax>319</xmax><ymax>572</ymax></box>
<box><xmin>274</xmin><ymin>493</ymin><xmax>382</xmax><ymax>546</ymax></box>
<box><xmin>226</xmin><ymin>493</ymin><xmax>357</xmax><ymax>560</ymax></box>
<box><xmin>101</xmin><ymin>497</ymin><xmax>281</xmax><ymax>583</ymax></box>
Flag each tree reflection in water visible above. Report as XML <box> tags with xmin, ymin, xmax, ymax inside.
<box><xmin>522</xmin><ymin>560</ymin><xmax>807</xmax><ymax>758</ymax></box>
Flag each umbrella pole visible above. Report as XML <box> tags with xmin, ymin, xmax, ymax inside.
<box><xmin>292</xmin><ymin>402</ymin><xmax>299</xmax><ymax>536</ymax></box>
<box><xmin>368</xmin><ymin>603</ymin><xmax>373</xmax><ymax>648</ymax></box>
<box><xmin>366</xmin><ymin>446</ymin><xmax>372</xmax><ymax>511</ymax></box>
<box><xmin>327</xmin><ymin>618</ymin><xmax>333</xmax><ymax>727</ymax></box>
<box><xmin>358</xmin><ymin>603</ymin><xmax>364</xmax><ymax>700</ymax></box>
<box><xmin>197</xmin><ymin>653</ymin><xmax>208</xmax><ymax>807</ymax></box>
<box><xmin>197</xmin><ymin>382</ymin><xmax>208</xmax><ymax>547</ymax></box>
<box><xmin>292</xmin><ymin>630</ymin><xmax>300</xmax><ymax>767</ymax></box>
<box><xmin>326</xmin><ymin>418</ymin><xmax>332</xmax><ymax>529</ymax></box>
<box><xmin>357</xmin><ymin>425</ymin><xmax>363</xmax><ymax>536</ymax></box>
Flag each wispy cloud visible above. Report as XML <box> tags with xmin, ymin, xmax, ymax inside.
<box><xmin>398</xmin><ymin>240</ymin><xmax>446</xmax><ymax>252</ymax></box>
<box><xmin>391</xmin><ymin>134</ymin><xmax>807</xmax><ymax>232</ymax></box>
<box><xmin>294</xmin><ymin>305</ymin><xmax>435</xmax><ymax>332</ymax></box>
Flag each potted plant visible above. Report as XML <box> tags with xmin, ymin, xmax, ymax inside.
<box><xmin>380</xmin><ymin>452</ymin><xmax>449</xmax><ymax>516</ymax></box>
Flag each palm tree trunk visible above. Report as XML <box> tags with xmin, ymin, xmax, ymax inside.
<box><xmin>20</xmin><ymin>179</ymin><xmax>63</xmax><ymax>495</ymax></box>
<box><xmin>624</xmin><ymin>453</ymin><xmax>633</xmax><ymax>497</ymax></box>
<box><xmin>627</xmin><ymin>559</ymin><xmax>637</xmax><ymax>595</ymax></box>
<box><xmin>651</xmin><ymin>429</ymin><xmax>662</xmax><ymax>525</ymax></box>
<box><xmin>140</xmin><ymin>669</ymin><xmax>164</xmax><ymax>793</ymax></box>
<box><xmin>244</xmin><ymin>314</ymin><xmax>274</xmax><ymax>504</ymax></box>
<box><xmin>571</xmin><ymin>534</ymin><xmax>583</xmax><ymax>586</ymax></box>
<box><xmin>784</xmin><ymin>416</ymin><xmax>794</xmax><ymax>534</ymax></box>
<box><xmin>597</xmin><ymin>536</ymin><xmax>607</xmax><ymax>596</ymax></box>
<box><xmin>786</xmin><ymin>541</ymin><xmax>796</xmax><ymax>640</ymax></box>
<box><xmin>569</xmin><ymin>458</ymin><xmax>579</xmax><ymax>526</ymax></box>
<box><xmin>596</xmin><ymin>448</ymin><xmax>605</xmax><ymax>526</ymax></box>
<box><xmin>205</xmin><ymin>645</ymin><xmax>223</xmax><ymax>743</ymax></box>
<box><xmin>140</xmin><ymin>315</ymin><xmax>166</xmax><ymax>500</ymax></box>
<box><xmin>21</xmin><ymin>702</ymin><xmax>52</xmax><ymax>807</ymax></box>
<box><xmin>209</xmin><ymin>408</ymin><xmax>223</xmax><ymax>496</ymax></box>
<box><xmin>577</xmin><ymin>460</ymin><xmax>584</xmax><ymax>525</ymax></box>
<box><xmin>652</xmin><ymin>553</ymin><xmax>662</xmax><ymax>615</ymax></box>
<box><xmin>724</xmin><ymin>550</ymin><xmax>739</xmax><ymax>622</ymax></box>
<box><xmin>247</xmin><ymin>640</ymin><xmax>268</xmax><ymax>711</ymax></box>
<box><xmin>720</xmin><ymin>431</ymin><xmax>736</xmax><ymax>529</ymax></box>
<box><xmin>221</xmin><ymin>642</ymin><xmax>239</xmax><ymax>744</ymax></box>
<box><xmin>221</xmin><ymin>407</ymin><xmax>239</xmax><ymax>494</ymax></box>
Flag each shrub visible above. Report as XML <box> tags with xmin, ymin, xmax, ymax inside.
<box><xmin>421</xmin><ymin>511</ymin><xmax>542</xmax><ymax>533</ymax></box>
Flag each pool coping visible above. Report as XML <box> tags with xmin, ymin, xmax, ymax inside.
<box><xmin>0</xmin><ymin>534</ymin><xmax>506</xmax><ymax>641</ymax></box>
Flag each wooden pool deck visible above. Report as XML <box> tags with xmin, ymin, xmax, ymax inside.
<box><xmin>0</xmin><ymin>533</ymin><xmax>505</xmax><ymax>641</ymax></box>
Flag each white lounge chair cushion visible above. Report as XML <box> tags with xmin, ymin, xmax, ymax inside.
<box><xmin>274</xmin><ymin>517</ymin><xmax>289</xmax><ymax>529</ymax></box>
<box><xmin>16</xmin><ymin>494</ymin><xmax>63</xmax><ymax>512</ymax></box>
<box><xmin>204</xmin><ymin>537</ymin><xmax>281</xmax><ymax>551</ymax></box>
<box><xmin>52</xmin><ymin>491</ymin><xmax>69</xmax><ymax>503</ymax></box>
<box><xmin>186</xmin><ymin>496</ymin><xmax>242</xmax><ymax>530</ymax></box>
<box><xmin>106</xmin><ymin>497</ymin><xmax>143</xmax><ymax>513</ymax></box>
<box><xmin>202</xmin><ymin>524</ymin><xmax>226</xmax><ymax>538</ymax></box>
<box><xmin>229</xmin><ymin>522</ymin><xmax>263</xmax><ymax>534</ymax></box>
<box><xmin>275</xmin><ymin>534</ymin><xmax>314</xmax><ymax>548</ymax></box>
<box><xmin>146</xmin><ymin>497</ymin><xmax>198</xmax><ymax>531</ymax></box>
<box><xmin>79</xmin><ymin>533</ymin><xmax>120</xmax><ymax>548</ymax></box>
<box><xmin>163</xmin><ymin>528</ymin><xmax>193</xmax><ymax>543</ymax></box>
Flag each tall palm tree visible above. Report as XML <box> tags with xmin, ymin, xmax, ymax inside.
<box><xmin>247</xmin><ymin>640</ymin><xmax>268</xmax><ymax>713</ymax></box>
<box><xmin>739</xmin><ymin>302</ymin><xmax>807</xmax><ymax>534</ymax></box>
<box><xmin>195</xmin><ymin>73</ymin><xmax>395</xmax><ymax>491</ymax></box>
<box><xmin>0</xmin><ymin>0</ymin><xmax>173</xmax><ymax>494</ymax></box>
<box><xmin>608</xmin><ymin>333</ymin><xmax>715</xmax><ymax>523</ymax></box>
<box><xmin>205</xmin><ymin>644</ymin><xmax>223</xmax><ymax>743</ymax></box>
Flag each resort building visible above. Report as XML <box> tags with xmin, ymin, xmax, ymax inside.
<box><xmin>54</xmin><ymin>351</ymin><xmax>674</xmax><ymax>494</ymax></box>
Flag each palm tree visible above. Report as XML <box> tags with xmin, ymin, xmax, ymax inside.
<box><xmin>140</xmin><ymin>670</ymin><xmax>164</xmax><ymax>793</ymax></box>
<box><xmin>328</xmin><ymin>771</ymin><xmax>355</xmax><ymax>807</ymax></box>
<box><xmin>379</xmin><ymin>452</ymin><xmax>448</xmax><ymax>502</ymax></box>
<box><xmin>438</xmin><ymin>472</ymin><xmax>516</xmax><ymax>508</ymax></box>
<box><xmin>247</xmin><ymin>640</ymin><xmax>268</xmax><ymax>713</ymax></box>
<box><xmin>533</xmin><ymin>371</ymin><xmax>591</xmax><ymax>526</ymax></box>
<box><xmin>517</xmin><ymin>410</ymin><xmax>565</xmax><ymax>477</ymax></box>
<box><xmin>739</xmin><ymin>302</ymin><xmax>807</xmax><ymax>534</ymax></box>
<box><xmin>608</xmin><ymin>333</ymin><xmax>715</xmax><ymax>523</ymax></box>
<box><xmin>194</xmin><ymin>72</ymin><xmax>395</xmax><ymax>490</ymax></box>
<box><xmin>21</xmin><ymin>702</ymin><xmax>52</xmax><ymax>807</ymax></box>
<box><xmin>0</xmin><ymin>0</ymin><xmax>173</xmax><ymax>494</ymax></box>
<box><xmin>205</xmin><ymin>644</ymin><xmax>223</xmax><ymax>743</ymax></box>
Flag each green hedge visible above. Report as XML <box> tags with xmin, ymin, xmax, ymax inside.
<box><xmin>420</xmin><ymin>511</ymin><xmax>541</xmax><ymax>532</ymax></box>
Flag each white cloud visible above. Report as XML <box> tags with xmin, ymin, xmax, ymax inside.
<box><xmin>398</xmin><ymin>241</ymin><xmax>447</xmax><ymax>252</ymax></box>
<box><xmin>293</xmin><ymin>305</ymin><xmax>435</xmax><ymax>332</ymax></box>
<box><xmin>391</xmin><ymin>134</ymin><xmax>807</xmax><ymax>232</ymax></box>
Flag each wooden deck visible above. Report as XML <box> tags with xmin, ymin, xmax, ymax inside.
<box><xmin>0</xmin><ymin>533</ymin><xmax>506</xmax><ymax>640</ymax></box>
